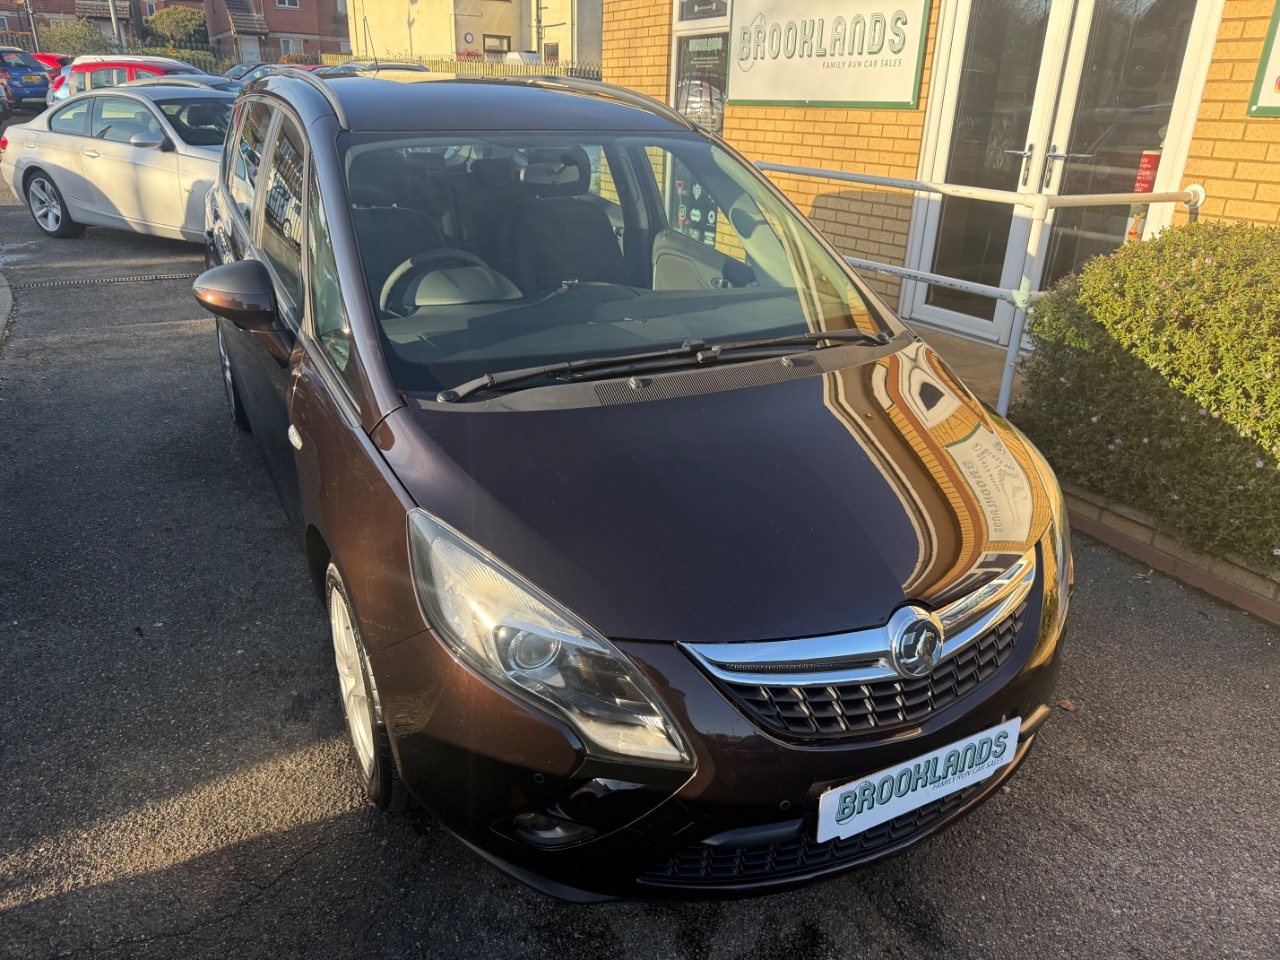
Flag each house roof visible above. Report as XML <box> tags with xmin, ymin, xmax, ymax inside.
<box><xmin>74</xmin><ymin>0</ymin><xmax>132</xmax><ymax>20</ymax></box>
<box><xmin>223</xmin><ymin>0</ymin><xmax>269</xmax><ymax>37</ymax></box>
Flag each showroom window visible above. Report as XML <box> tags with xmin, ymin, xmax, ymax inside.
<box><xmin>669</xmin><ymin>1</ymin><xmax>729</xmax><ymax>137</ymax></box>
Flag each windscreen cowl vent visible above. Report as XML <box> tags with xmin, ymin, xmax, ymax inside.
<box><xmin>594</xmin><ymin>356</ymin><xmax>819</xmax><ymax>405</ymax></box>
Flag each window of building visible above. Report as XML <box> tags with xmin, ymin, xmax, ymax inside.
<box><xmin>677</xmin><ymin>0</ymin><xmax>728</xmax><ymax>22</ymax></box>
<box><xmin>280</xmin><ymin>38</ymin><xmax>298</xmax><ymax>54</ymax></box>
<box><xmin>49</xmin><ymin>99</ymin><xmax>91</xmax><ymax>136</ymax></box>
<box><xmin>669</xmin><ymin>1</ymin><xmax>730</xmax><ymax>136</ymax></box>
<box><xmin>542</xmin><ymin>42</ymin><xmax>559</xmax><ymax>63</ymax></box>
<box><xmin>276</xmin><ymin>0</ymin><xmax>300</xmax><ymax>7</ymax></box>
<box><xmin>307</xmin><ymin>162</ymin><xmax>358</xmax><ymax>396</ymax></box>
<box><xmin>340</xmin><ymin>41</ymin><xmax>350</xmax><ymax>53</ymax></box>
<box><xmin>260</xmin><ymin>114</ymin><xmax>307</xmax><ymax>319</ymax></box>
<box><xmin>0</xmin><ymin>15</ymin><xmax>10</xmax><ymax>31</ymax></box>
<box><xmin>227</xmin><ymin>99</ymin><xmax>274</xmax><ymax>223</ymax></box>
<box><xmin>144</xmin><ymin>2</ymin><xmax>156</xmax><ymax>15</ymax></box>
<box><xmin>483</xmin><ymin>35</ymin><xmax>511</xmax><ymax>54</ymax></box>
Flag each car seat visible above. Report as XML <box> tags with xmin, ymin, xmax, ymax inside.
<box><xmin>497</xmin><ymin>147</ymin><xmax>629</xmax><ymax>294</ymax></box>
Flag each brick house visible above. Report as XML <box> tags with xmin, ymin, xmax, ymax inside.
<box><xmin>0</xmin><ymin>0</ymin><xmax>203</xmax><ymax>43</ymax></box>
<box><xmin>205</xmin><ymin>0</ymin><xmax>348</xmax><ymax>62</ymax></box>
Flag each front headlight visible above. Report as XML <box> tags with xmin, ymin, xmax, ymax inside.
<box><xmin>407</xmin><ymin>510</ymin><xmax>691</xmax><ymax>766</ymax></box>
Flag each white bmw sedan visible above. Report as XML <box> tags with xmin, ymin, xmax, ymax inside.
<box><xmin>0</xmin><ymin>87</ymin><xmax>233</xmax><ymax>243</ymax></box>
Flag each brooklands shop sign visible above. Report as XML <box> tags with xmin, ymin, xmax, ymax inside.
<box><xmin>728</xmin><ymin>0</ymin><xmax>931</xmax><ymax>108</ymax></box>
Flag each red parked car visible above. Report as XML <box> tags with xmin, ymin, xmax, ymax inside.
<box><xmin>32</xmin><ymin>53</ymin><xmax>73</xmax><ymax>72</ymax></box>
<box><xmin>54</xmin><ymin>55</ymin><xmax>204</xmax><ymax>102</ymax></box>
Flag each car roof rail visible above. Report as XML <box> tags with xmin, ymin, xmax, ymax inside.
<box><xmin>515</xmin><ymin>75</ymin><xmax>696</xmax><ymax>131</ymax></box>
<box><xmin>279</xmin><ymin>67</ymin><xmax>349</xmax><ymax>130</ymax></box>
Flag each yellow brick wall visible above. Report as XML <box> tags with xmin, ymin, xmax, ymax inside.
<box><xmin>603</xmin><ymin>0</ymin><xmax>673</xmax><ymax>101</ymax></box>
<box><xmin>1182</xmin><ymin>0</ymin><xmax>1280</xmax><ymax>225</ymax></box>
<box><xmin>604</xmin><ymin>1</ymin><xmax>938</xmax><ymax>304</ymax></box>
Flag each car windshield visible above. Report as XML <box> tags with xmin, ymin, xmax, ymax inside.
<box><xmin>1</xmin><ymin>50</ymin><xmax>43</xmax><ymax>71</ymax></box>
<box><xmin>340</xmin><ymin>130</ymin><xmax>900</xmax><ymax>394</ymax></box>
<box><xmin>156</xmin><ymin>97</ymin><xmax>232</xmax><ymax>146</ymax></box>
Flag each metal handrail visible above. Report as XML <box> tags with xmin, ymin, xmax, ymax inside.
<box><xmin>755</xmin><ymin>161</ymin><xmax>1205</xmax><ymax>414</ymax></box>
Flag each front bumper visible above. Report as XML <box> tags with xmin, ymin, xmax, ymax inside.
<box><xmin>372</xmin><ymin>555</ymin><xmax>1066</xmax><ymax>901</ymax></box>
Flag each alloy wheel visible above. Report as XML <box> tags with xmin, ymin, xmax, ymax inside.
<box><xmin>330</xmin><ymin>587</ymin><xmax>376</xmax><ymax>780</ymax></box>
<box><xmin>28</xmin><ymin>178</ymin><xmax>62</xmax><ymax>232</ymax></box>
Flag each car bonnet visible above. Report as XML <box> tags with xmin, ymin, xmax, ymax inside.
<box><xmin>390</xmin><ymin>341</ymin><xmax>1051</xmax><ymax>644</ymax></box>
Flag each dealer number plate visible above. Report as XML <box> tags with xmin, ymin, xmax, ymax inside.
<box><xmin>23</xmin><ymin>75</ymin><xmax>42</xmax><ymax>84</ymax></box>
<box><xmin>816</xmin><ymin>717</ymin><xmax>1021</xmax><ymax>843</ymax></box>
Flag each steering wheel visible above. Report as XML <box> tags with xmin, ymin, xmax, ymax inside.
<box><xmin>379</xmin><ymin>248</ymin><xmax>490</xmax><ymax>314</ymax></box>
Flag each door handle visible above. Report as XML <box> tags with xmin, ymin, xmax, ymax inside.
<box><xmin>1004</xmin><ymin>144</ymin><xmax>1034</xmax><ymax>187</ymax></box>
<box><xmin>83</xmin><ymin>149</ymin><xmax>100</xmax><ymax>159</ymax></box>
<box><xmin>1042</xmin><ymin>146</ymin><xmax>1095</xmax><ymax>188</ymax></box>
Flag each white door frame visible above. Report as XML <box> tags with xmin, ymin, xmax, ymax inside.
<box><xmin>902</xmin><ymin>0</ymin><xmax>1226</xmax><ymax>344</ymax></box>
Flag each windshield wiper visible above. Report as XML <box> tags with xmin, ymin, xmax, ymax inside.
<box><xmin>436</xmin><ymin>329</ymin><xmax>893</xmax><ymax>402</ymax></box>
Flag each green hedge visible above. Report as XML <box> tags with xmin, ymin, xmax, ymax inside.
<box><xmin>1012</xmin><ymin>221</ymin><xmax>1280</xmax><ymax>571</ymax></box>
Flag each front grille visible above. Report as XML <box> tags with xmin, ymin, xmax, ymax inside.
<box><xmin>721</xmin><ymin>604</ymin><xmax>1027</xmax><ymax>739</ymax></box>
<box><xmin>640</xmin><ymin>781</ymin><xmax>986</xmax><ymax>885</ymax></box>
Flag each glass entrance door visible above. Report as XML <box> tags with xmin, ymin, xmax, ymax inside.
<box><xmin>905</xmin><ymin>0</ymin><xmax>1199</xmax><ymax>342</ymax></box>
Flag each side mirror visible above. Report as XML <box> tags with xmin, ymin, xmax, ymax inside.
<box><xmin>130</xmin><ymin>130</ymin><xmax>167</xmax><ymax>150</ymax></box>
<box><xmin>193</xmin><ymin>259</ymin><xmax>279</xmax><ymax>331</ymax></box>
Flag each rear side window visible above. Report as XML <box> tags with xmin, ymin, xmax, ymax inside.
<box><xmin>156</xmin><ymin>98</ymin><xmax>231</xmax><ymax>147</ymax></box>
<box><xmin>91</xmin><ymin>97</ymin><xmax>162</xmax><ymax>143</ymax></box>
<box><xmin>88</xmin><ymin>67</ymin><xmax>129</xmax><ymax>89</ymax></box>
<box><xmin>1</xmin><ymin>50</ymin><xmax>42</xmax><ymax>70</ymax></box>
<box><xmin>259</xmin><ymin>114</ymin><xmax>306</xmax><ymax>317</ymax></box>
<box><xmin>48</xmin><ymin>99</ymin><xmax>90</xmax><ymax>136</ymax></box>
<box><xmin>227</xmin><ymin>100</ymin><xmax>274</xmax><ymax>223</ymax></box>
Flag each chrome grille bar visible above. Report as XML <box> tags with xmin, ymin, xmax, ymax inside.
<box><xmin>682</xmin><ymin>548</ymin><xmax>1036</xmax><ymax>687</ymax></box>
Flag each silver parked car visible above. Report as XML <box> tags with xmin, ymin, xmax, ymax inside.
<box><xmin>0</xmin><ymin>87</ymin><xmax>234</xmax><ymax>243</ymax></box>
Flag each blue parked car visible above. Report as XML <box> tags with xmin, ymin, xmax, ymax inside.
<box><xmin>0</xmin><ymin>47</ymin><xmax>49</xmax><ymax>107</ymax></box>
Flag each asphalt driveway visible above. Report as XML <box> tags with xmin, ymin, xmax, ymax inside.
<box><xmin>0</xmin><ymin>144</ymin><xmax>1277</xmax><ymax>959</ymax></box>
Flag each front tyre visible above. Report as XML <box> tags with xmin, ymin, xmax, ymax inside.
<box><xmin>25</xmin><ymin>172</ymin><xmax>84</xmax><ymax>238</ymax></box>
<box><xmin>326</xmin><ymin>563</ymin><xmax>411</xmax><ymax>812</ymax></box>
